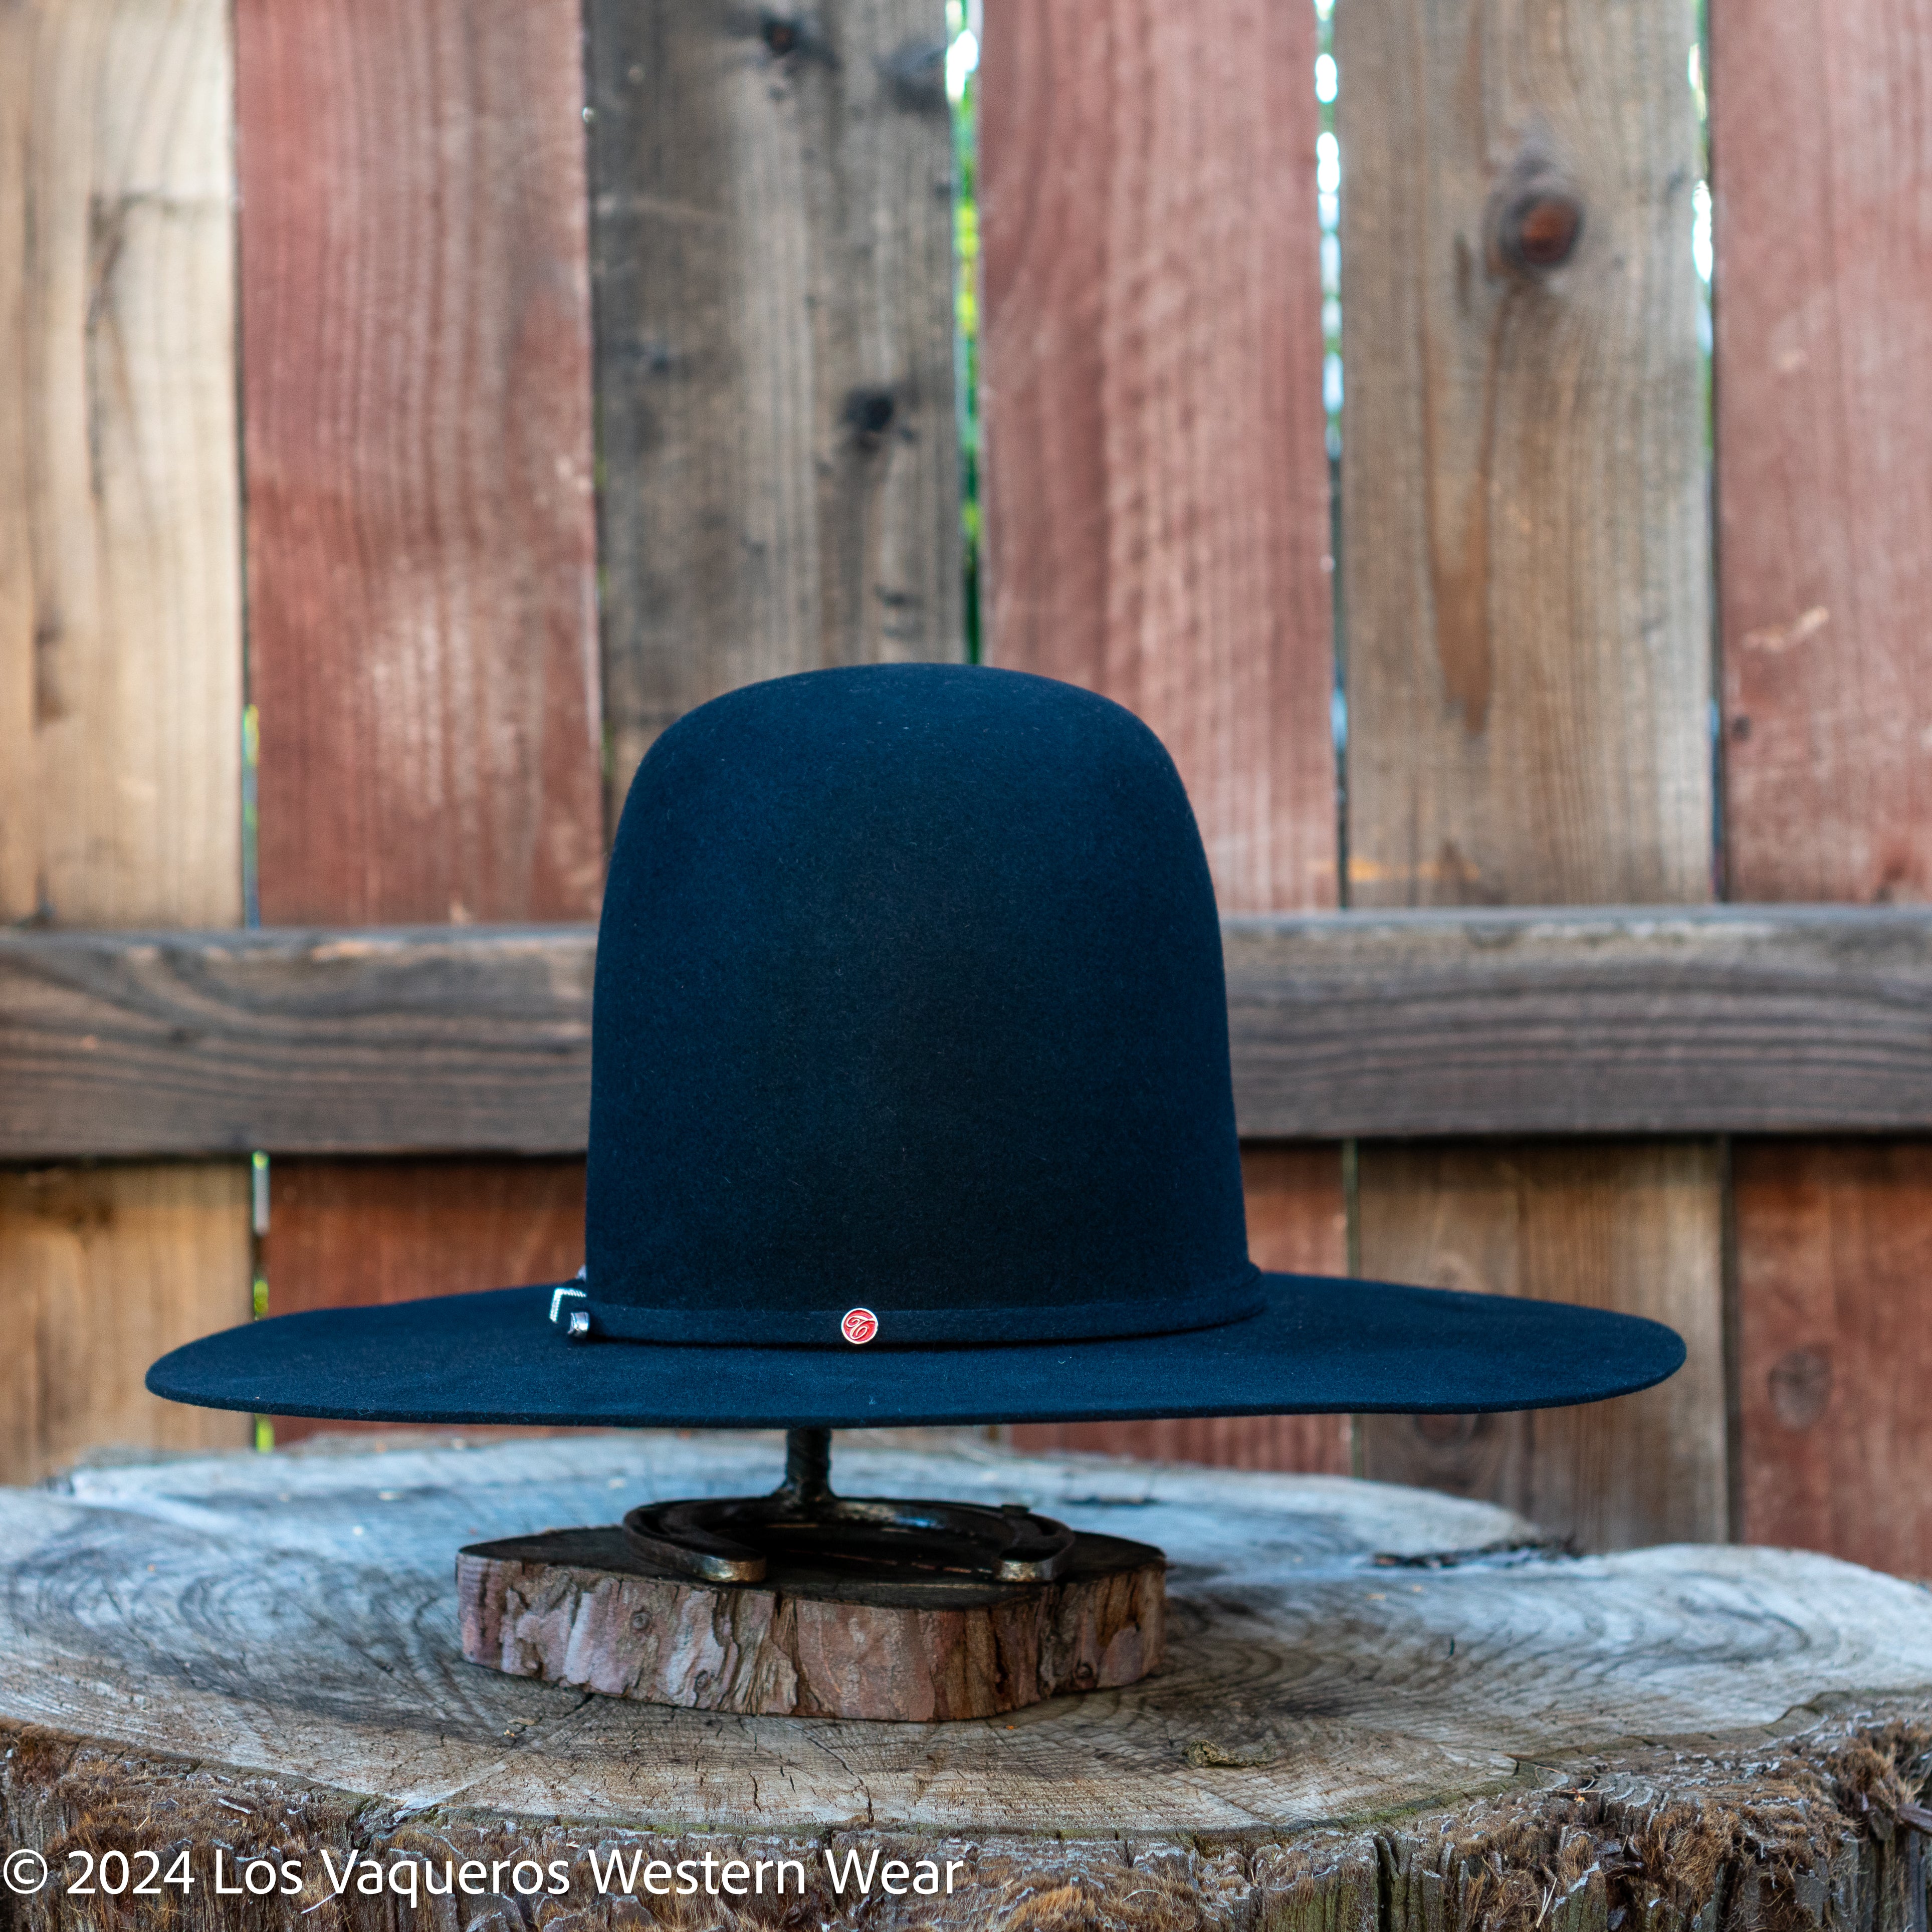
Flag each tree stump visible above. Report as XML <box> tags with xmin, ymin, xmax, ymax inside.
<box><xmin>3</xmin><ymin>1432</ymin><xmax>1929</xmax><ymax>1932</ymax></box>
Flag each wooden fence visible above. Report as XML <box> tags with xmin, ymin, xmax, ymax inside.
<box><xmin>1</xmin><ymin>0</ymin><xmax>1925</xmax><ymax>1575</ymax></box>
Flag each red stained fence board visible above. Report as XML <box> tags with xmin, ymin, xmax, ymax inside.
<box><xmin>237</xmin><ymin>0</ymin><xmax>603</xmax><ymax>1379</ymax></box>
<box><xmin>1732</xmin><ymin>1143</ymin><xmax>1932</xmax><ymax>1578</ymax></box>
<box><xmin>240</xmin><ymin>0</ymin><xmax>603</xmax><ymax>930</ymax></box>
<box><xmin>978</xmin><ymin>0</ymin><xmax>1337</xmax><ymax>921</ymax></box>
<box><xmin>982</xmin><ymin>0</ymin><xmax>1343</xmax><ymax>1475</ymax></box>
<box><xmin>265</xmin><ymin>1159</ymin><xmax>585</xmax><ymax>1444</ymax></box>
<box><xmin>1713</xmin><ymin>0</ymin><xmax>1932</xmax><ymax>1576</ymax></box>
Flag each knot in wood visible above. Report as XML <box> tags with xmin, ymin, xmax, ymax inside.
<box><xmin>1769</xmin><ymin>1346</ymin><xmax>1834</xmax><ymax>1430</ymax></box>
<box><xmin>844</xmin><ymin>387</ymin><xmax>898</xmax><ymax>449</ymax></box>
<box><xmin>1497</xmin><ymin>186</ymin><xmax>1585</xmax><ymax>271</ymax></box>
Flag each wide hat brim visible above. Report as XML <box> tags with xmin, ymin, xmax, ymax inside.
<box><xmin>146</xmin><ymin>1276</ymin><xmax>1684</xmax><ymax>1428</ymax></box>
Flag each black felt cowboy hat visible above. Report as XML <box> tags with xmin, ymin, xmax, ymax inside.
<box><xmin>150</xmin><ymin>664</ymin><xmax>1683</xmax><ymax>1428</ymax></box>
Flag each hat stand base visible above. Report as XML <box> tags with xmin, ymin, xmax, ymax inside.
<box><xmin>456</xmin><ymin>1431</ymin><xmax>1165</xmax><ymax>1722</ymax></box>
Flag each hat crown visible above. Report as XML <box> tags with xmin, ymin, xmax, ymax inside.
<box><xmin>584</xmin><ymin>664</ymin><xmax>1255</xmax><ymax>1347</ymax></box>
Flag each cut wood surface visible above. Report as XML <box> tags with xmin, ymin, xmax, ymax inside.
<box><xmin>14</xmin><ymin>908</ymin><xmax>1932</xmax><ymax>1158</ymax></box>
<box><xmin>1712</xmin><ymin>0</ymin><xmax>1932</xmax><ymax>1583</ymax></box>
<box><xmin>587</xmin><ymin>0</ymin><xmax>963</xmax><ymax>813</ymax></box>
<box><xmin>0</xmin><ymin>0</ymin><xmax>250</xmax><ymax>1488</ymax></box>
<box><xmin>238</xmin><ymin>0</ymin><xmax>604</xmax><ymax>929</ymax></box>
<box><xmin>458</xmin><ymin>1526</ymin><xmax>1164</xmax><ymax>1720</ymax></box>
<box><xmin>1336</xmin><ymin>0</ymin><xmax>1721</xmax><ymax>1548</ymax></box>
<box><xmin>2</xmin><ymin>1436</ymin><xmax>1928</xmax><ymax>1932</ymax></box>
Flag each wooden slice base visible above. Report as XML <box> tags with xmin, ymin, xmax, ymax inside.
<box><xmin>456</xmin><ymin>1523</ymin><xmax>1165</xmax><ymax>1720</ymax></box>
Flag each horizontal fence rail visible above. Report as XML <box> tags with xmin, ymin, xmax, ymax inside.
<box><xmin>0</xmin><ymin>927</ymin><xmax>596</xmax><ymax>1159</ymax></box>
<box><xmin>1222</xmin><ymin>907</ymin><xmax>1932</xmax><ymax>1136</ymax></box>
<box><xmin>5</xmin><ymin>907</ymin><xmax>1932</xmax><ymax>1159</ymax></box>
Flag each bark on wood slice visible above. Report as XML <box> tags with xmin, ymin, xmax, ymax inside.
<box><xmin>458</xmin><ymin>1526</ymin><xmax>1164</xmax><ymax>1719</ymax></box>
<box><xmin>3</xmin><ymin>1433</ymin><xmax>1929</xmax><ymax>1932</ymax></box>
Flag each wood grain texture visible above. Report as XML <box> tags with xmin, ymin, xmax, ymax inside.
<box><xmin>1712</xmin><ymin>1</ymin><xmax>1932</xmax><ymax>1581</ymax></box>
<box><xmin>0</xmin><ymin>0</ymin><xmax>250</xmax><ymax>1486</ymax></box>
<box><xmin>458</xmin><ymin>1527</ymin><xmax>1163</xmax><ymax>1720</ymax></box>
<box><xmin>235</xmin><ymin>0</ymin><xmax>604</xmax><ymax>1372</ymax></box>
<box><xmin>978</xmin><ymin>0</ymin><xmax>1338</xmax><ymax>1475</ymax></box>
<box><xmin>1733</xmin><ymin>1143</ymin><xmax>1932</xmax><ymax>1582</ymax></box>
<box><xmin>0</xmin><ymin>1167</ymin><xmax>251</xmax><ymax>1485</ymax></box>
<box><xmin>587</xmin><ymin>0</ymin><xmax>963</xmax><ymax>809</ymax></box>
<box><xmin>1356</xmin><ymin>1142</ymin><xmax>1726</xmax><ymax>1552</ymax></box>
<box><xmin>264</xmin><ymin>1158</ymin><xmax>585</xmax><ymax>1443</ymax></box>
<box><xmin>0</xmin><ymin>0</ymin><xmax>244</xmax><ymax>928</ymax></box>
<box><xmin>238</xmin><ymin>0</ymin><xmax>603</xmax><ymax>928</ymax></box>
<box><xmin>1015</xmin><ymin>1145</ymin><xmax>1350</xmax><ymax>1474</ymax></box>
<box><xmin>1221</xmin><ymin>907</ymin><xmax>1932</xmax><ymax>1137</ymax></box>
<box><xmin>3</xmin><ymin>1734</ymin><xmax>1927</xmax><ymax>1932</ymax></box>
<box><xmin>0</xmin><ymin>926</ymin><xmax>596</xmax><ymax>1158</ymax></box>
<box><xmin>17</xmin><ymin>907</ymin><xmax>1932</xmax><ymax>1157</ymax></box>
<box><xmin>979</xmin><ymin>0</ymin><xmax>1337</xmax><ymax>917</ymax></box>
<box><xmin>3</xmin><ymin>1434</ymin><xmax>1928</xmax><ymax>1932</ymax></box>
<box><xmin>1336</xmin><ymin>0</ymin><xmax>1719</xmax><ymax>1547</ymax></box>
<box><xmin>1712</xmin><ymin>0</ymin><xmax>1932</xmax><ymax>907</ymax></box>
<box><xmin>1335</xmin><ymin>0</ymin><xmax>1709</xmax><ymax>910</ymax></box>
<box><xmin>1354</xmin><ymin>1133</ymin><xmax>1722</xmax><ymax>1554</ymax></box>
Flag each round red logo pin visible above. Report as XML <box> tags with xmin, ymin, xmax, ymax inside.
<box><xmin>840</xmin><ymin>1307</ymin><xmax>879</xmax><ymax>1346</ymax></box>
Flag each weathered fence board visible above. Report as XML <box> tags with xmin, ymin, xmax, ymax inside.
<box><xmin>980</xmin><ymin>0</ymin><xmax>1341</xmax><ymax>1472</ymax></box>
<box><xmin>1714</xmin><ymin>2</ymin><xmax>1932</xmax><ymax>911</ymax></box>
<box><xmin>12</xmin><ymin>908</ymin><xmax>1932</xmax><ymax>1158</ymax></box>
<box><xmin>980</xmin><ymin>0</ymin><xmax>1337</xmax><ymax>918</ymax></box>
<box><xmin>587</xmin><ymin>0</ymin><xmax>964</xmax><ymax>814</ymax></box>
<box><xmin>0</xmin><ymin>1167</ymin><xmax>251</xmax><ymax>1484</ymax></box>
<box><xmin>0</xmin><ymin>927</ymin><xmax>593</xmax><ymax>1157</ymax></box>
<box><xmin>1353</xmin><ymin>1141</ymin><xmax>1725</xmax><ymax>1551</ymax></box>
<box><xmin>0</xmin><ymin>0</ymin><xmax>245</xmax><ymax>930</ymax></box>
<box><xmin>1223</xmin><ymin>907</ymin><xmax>1932</xmax><ymax>1136</ymax></box>
<box><xmin>1</xmin><ymin>0</ymin><xmax>1926</xmax><ymax>1577</ymax></box>
<box><xmin>1713</xmin><ymin>0</ymin><xmax>1932</xmax><ymax>1580</ymax></box>
<box><xmin>238</xmin><ymin>0</ymin><xmax>604</xmax><ymax>929</ymax></box>
<box><xmin>233</xmin><ymin>0</ymin><xmax>604</xmax><ymax>1419</ymax></box>
<box><xmin>0</xmin><ymin>0</ymin><xmax>251</xmax><ymax>1486</ymax></box>
<box><xmin>1337</xmin><ymin>0</ymin><xmax>1722</xmax><ymax>1547</ymax></box>
<box><xmin>1732</xmin><ymin>1143</ymin><xmax>1932</xmax><ymax>1578</ymax></box>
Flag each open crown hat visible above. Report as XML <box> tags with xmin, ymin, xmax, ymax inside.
<box><xmin>150</xmin><ymin>664</ymin><xmax>1684</xmax><ymax>1429</ymax></box>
